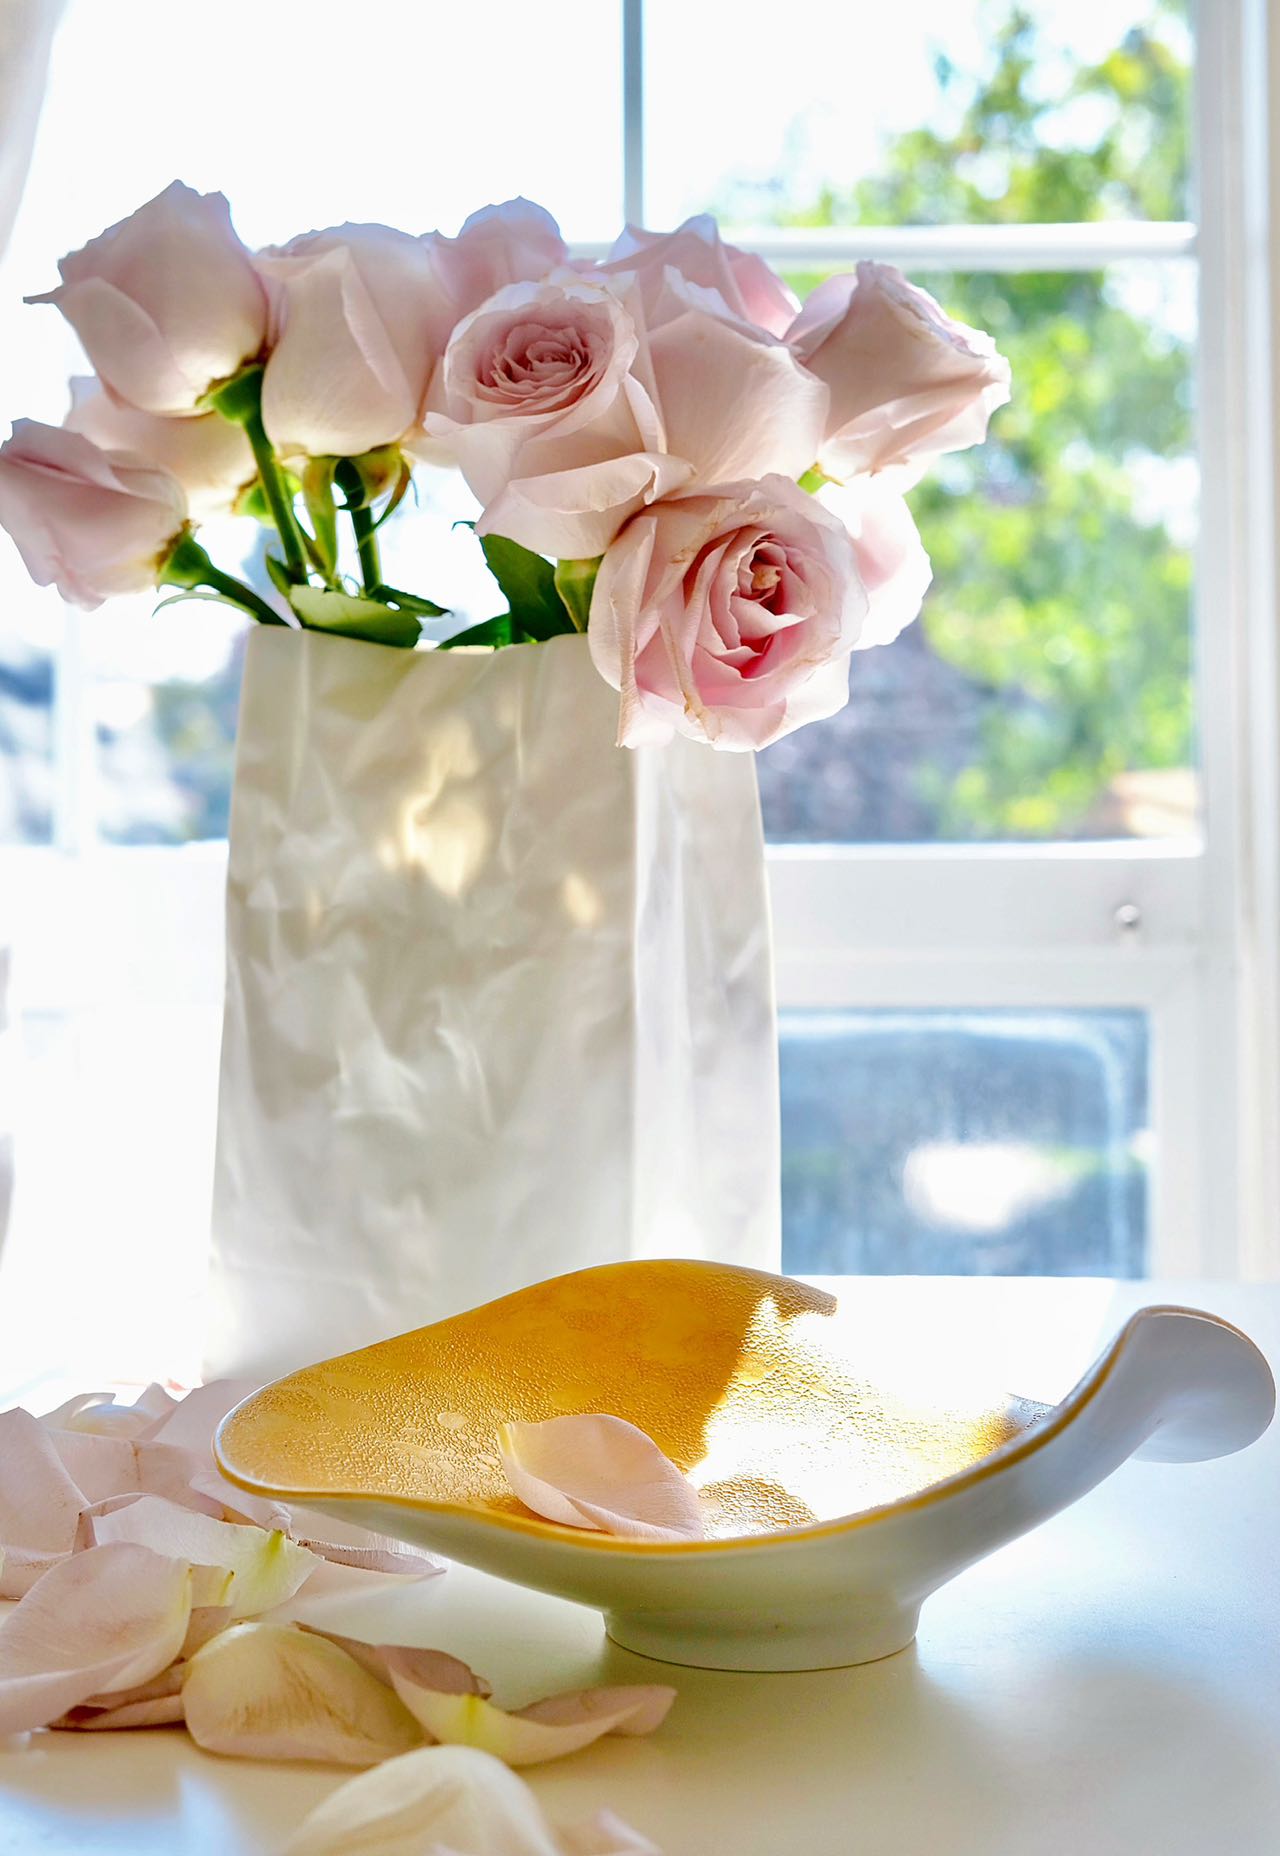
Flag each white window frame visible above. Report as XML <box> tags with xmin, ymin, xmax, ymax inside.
<box><xmin>2</xmin><ymin>0</ymin><xmax>1277</xmax><ymax>1280</ymax></box>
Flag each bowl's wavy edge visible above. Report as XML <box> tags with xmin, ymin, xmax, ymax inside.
<box><xmin>212</xmin><ymin>1298</ymin><xmax>1274</xmax><ymax>1559</ymax></box>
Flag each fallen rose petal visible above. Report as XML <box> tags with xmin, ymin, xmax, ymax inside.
<box><xmin>0</xmin><ymin>1547</ymin><xmax>69</xmax><ymax>1599</ymax></box>
<box><xmin>0</xmin><ymin>1408</ymin><xmax>91</xmax><ymax>1596</ymax></box>
<box><xmin>40</xmin><ymin>1385</ymin><xmax>179</xmax><ymax>1439</ymax></box>
<box><xmin>46</xmin><ymin>1428</ymin><xmax>223</xmax><ymax>1517</ymax></box>
<box><xmin>295</xmin><ymin>1538</ymin><xmax>442</xmax><ymax>1578</ymax></box>
<box><xmin>515</xmin><ymin>1685</ymin><xmax>675</xmax><ymax>1737</ymax></box>
<box><xmin>181</xmin><ymin>1605</ymin><xmax>234</xmax><ymax>1658</ymax></box>
<box><xmin>182</xmin><ymin>1622</ymin><xmax>422</xmax><ymax>1766</ymax></box>
<box><xmin>389</xmin><ymin>1669</ymin><xmax>674</xmax><ymax>1768</ymax></box>
<box><xmin>0</xmin><ymin>1542</ymin><xmax>192</xmax><ymax>1735</ymax></box>
<box><xmin>498</xmin><ymin>1415</ymin><xmax>704</xmax><ymax>1541</ymax></box>
<box><xmin>280</xmin><ymin>1744</ymin><xmax>587</xmax><ymax>1856</ymax></box>
<box><xmin>186</xmin><ymin>1472</ymin><xmax>294</xmax><ymax>1532</ymax></box>
<box><xmin>139</xmin><ymin>1379</ymin><xmax>258</xmax><ymax>1453</ymax></box>
<box><xmin>82</xmin><ymin>1662</ymin><xmax>185</xmax><ymax>1711</ymax></box>
<box><xmin>87</xmin><ymin>1496</ymin><xmax>318</xmax><ymax>1617</ymax></box>
<box><xmin>55</xmin><ymin>1692</ymin><xmax>186</xmax><ymax>1731</ymax></box>
<box><xmin>54</xmin><ymin>1660</ymin><xmax>186</xmax><ymax>1731</ymax></box>
<box><xmin>298</xmin><ymin>1630</ymin><xmax>492</xmax><ymax>1697</ymax></box>
<box><xmin>378</xmin><ymin>1645</ymin><xmax>492</xmax><ymax>1698</ymax></box>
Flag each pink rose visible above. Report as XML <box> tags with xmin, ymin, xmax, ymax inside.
<box><xmin>257</xmin><ymin>223</ymin><xmax>451</xmax><ymax>458</ymax></box>
<box><xmin>0</xmin><ymin>420</ymin><xmax>186</xmax><ymax>609</ymax></box>
<box><xmin>787</xmin><ymin>261</ymin><xmax>1011</xmax><ymax>481</ymax></box>
<box><xmin>430</xmin><ymin>270</ymin><xmax>827</xmax><ymax>559</ymax></box>
<box><xmin>600</xmin><ymin>215</ymin><xmax>797</xmax><ymax>337</ymax></box>
<box><xmin>426</xmin><ymin>273</ymin><xmax>691</xmax><ymax>558</ymax></box>
<box><xmin>588</xmin><ymin>474</ymin><xmax>867</xmax><ymax>750</ymax></box>
<box><xmin>429</xmin><ymin>197</ymin><xmax>569</xmax><ymax>321</ymax></box>
<box><xmin>65</xmin><ymin>378</ymin><xmax>253</xmax><ymax>519</ymax></box>
<box><xmin>26</xmin><ymin>182</ymin><xmax>267</xmax><ymax>415</ymax></box>
<box><xmin>818</xmin><ymin>477</ymin><xmax>932</xmax><ymax>649</ymax></box>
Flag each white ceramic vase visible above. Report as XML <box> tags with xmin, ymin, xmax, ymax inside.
<box><xmin>204</xmin><ymin>628</ymin><xmax>779</xmax><ymax>1380</ymax></box>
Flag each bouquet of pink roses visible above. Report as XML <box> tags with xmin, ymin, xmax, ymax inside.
<box><xmin>0</xmin><ymin>183</ymin><xmax>1009</xmax><ymax>750</ymax></box>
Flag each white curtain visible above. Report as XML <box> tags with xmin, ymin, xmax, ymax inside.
<box><xmin>0</xmin><ymin>0</ymin><xmax>64</xmax><ymax>258</ymax></box>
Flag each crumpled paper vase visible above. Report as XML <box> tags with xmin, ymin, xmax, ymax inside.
<box><xmin>204</xmin><ymin>629</ymin><xmax>779</xmax><ymax>1380</ymax></box>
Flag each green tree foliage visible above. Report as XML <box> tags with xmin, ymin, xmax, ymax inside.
<box><xmin>771</xmin><ymin>3</ymin><xmax>1194</xmax><ymax>840</ymax></box>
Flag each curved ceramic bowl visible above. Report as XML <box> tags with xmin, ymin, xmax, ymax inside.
<box><xmin>215</xmin><ymin>1260</ymin><xmax>1275</xmax><ymax>1672</ymax></box>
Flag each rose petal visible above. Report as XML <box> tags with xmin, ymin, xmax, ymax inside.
<box><xmin>0</xmin><ymin>1407</ymin><xmax>90</xmax><ymax>1595</ymax></box>
<box><xmin>295</xmin><ymin>1538</ymin><xmax>443</xmax><ymax>1577</ymax></box>
<box><xmin>45</xmin><ymin>1428</ymin><xmax>224</xmax><ymax>1517</ymax></box>
<box><xmin>515</xmin><ymin>1685</ymin><xmax>675</xmax><ymax>1737</ymax></box>
<box><xmin>55</xmin><ymin>1692</ymin><xmax>186</xmax><ymax>1731</ymax></box>
<box><xmin>389</xmin><ymin>1669</ymin><xmax>674</xmax><ymax>1768</ymax></box>
<box><xmin>140</xmin><ymin>1380</ymin><xmax>258</xmax><ymax>1454</ymax></box>
<box><xmin>187</xmin><ymin>1472</ymin><xmax>294</xmax><ymax>1531</ymax></box>
<box><xmin>40</xmin><ymin>1384</ymin><xmax>179</xmax><ymax>1438</ymax></box>
<box><xmin>299</xmin><ymin>1630</ymin><xmax>492</xmax><ymax>1698</ymax></box>
<box><xmin>0</xmin><ymin>1542</ymin><xmax>193</xmax><ymax>1735</ymax></box>
<box><xmin>378</xmin><ymin>1645</ymin><xmax>492</xmax><ymax>1698</ymax></box>
<box><xmin>477</xmin><ymin>451</ymin><xmax>694</xmax><ymax>560</ymax></box>
<box><xmin>182</xmin><ymin>1622</ymin><xmax>422</xmax><ymax>1766</ymax></box>
<box><xmin>498</xmin><ymin>1415</ymin><xmax>704</xmax><ymax>1541</ymax></box>
<box><xmin>87</xmin><ymin>1496</ymin><xmax>318</xmax><ymax>1617</ymax></box>
<box><xmin>55</xmin><ymin>1661</ymin><xmax>187</xmax><ymax>1731</ymax></box>
<box><xmin>280</xmin><ymin>1744</ymin><xmax>581</xmax><ymax>1856</ymax></box>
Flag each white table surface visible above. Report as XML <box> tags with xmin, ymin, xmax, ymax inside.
<box><xmin>0</xmin><ymin>1276</ymin><xmax>1276</xmax><ymax>1856</ymax></box>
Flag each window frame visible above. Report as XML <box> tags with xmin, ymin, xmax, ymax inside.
<box><xmin>1</xmin><ymin>0</ymin><xmax>1276</xmax><ymax>1280</ymax></box>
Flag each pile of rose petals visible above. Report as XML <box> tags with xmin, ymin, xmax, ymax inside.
<box><xmin>284</xmin><ymin>1744</ymin><xmax>662</xmax><ymax>1856</ymax></box>
<box><xmin>0</xmin><ymin>1383</ymin><xmax>675</xmax><ymax>1775</ymax></box>
<box><xmin>498</xmin><ymin>1414</ymin><xmax>705</xmax><ymax>1542</ymax></box>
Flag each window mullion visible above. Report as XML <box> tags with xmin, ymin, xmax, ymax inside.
<box><xmin>622</xmin><ymin>0</ymin><xmax>644</xmax><ymax>226</ymax></box>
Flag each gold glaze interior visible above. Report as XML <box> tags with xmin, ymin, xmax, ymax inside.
<box><xmin>217</xmin><ymin>1260</ymin><xmax>1045</xmax><ymax>1538</ymax></box>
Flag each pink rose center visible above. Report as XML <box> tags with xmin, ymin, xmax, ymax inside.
<box><xmin>698</xmin><ymin>531</ymin><xmax>814</xmax><ymax>680</ymax></box>
<box><xmin>479</xmin><ymin>311</ymin><xmax>606</xmax><ymax>412</ymax></box>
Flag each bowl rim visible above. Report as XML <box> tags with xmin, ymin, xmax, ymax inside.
<box><xmin>213</xmin><ymin>1302</ymin><xmax>1271</xmax><ymax>1558</ymax></box>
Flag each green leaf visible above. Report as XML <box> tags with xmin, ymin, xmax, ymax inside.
<box><xmin>373</xmin><ymin>583</ymin><xmax>450</xmax><ymax>618</ymax></box>
<box><xmin>436</xmin><ymin>614</ymin><xmax>522</xmax><ymax>651</ymax></box>
<box><xmin>153</xmin><ymin>590</ymin><xmax>250</xmax><ymax>618</ymax></box>
<box><xmin>289</xmin><ymin>586</ymin><xmax>421</xmax><ymax>649</ymax></box>
<box><xmin>478</xmin><ymin>533</ymin><xmax>575</xmax><ymax>641</ymax></box>
<box><xmin>264</xmin><ymin>554</ymin><xmax>294</xmax><ymax>600</ymax></box>
<box><xmin>552</xmin><ymin>556</ymin><xmax>601</xmax><ymax>633</ymax></box>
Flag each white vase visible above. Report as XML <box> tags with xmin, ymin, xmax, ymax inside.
<box><xmin>204</xmin><ymin>627</ymin><xmax>779</xmax><ymax>1380</ymax></box>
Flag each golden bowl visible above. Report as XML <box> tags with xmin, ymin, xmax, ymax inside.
<box><xmin>215</xmin><ymin>1260</ymin><xmax>1274</xmax><ymax>1671</ymax></box>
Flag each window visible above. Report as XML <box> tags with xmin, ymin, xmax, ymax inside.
<box><xmin>0</xmin><ymin>1</ymin><xmax>1276</xmax><ymax>1384</ymax></box>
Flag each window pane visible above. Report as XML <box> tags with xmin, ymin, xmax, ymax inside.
<box><xmin>644</xmin><ymin>1</ymin><xmax>1190</xmax><ymax>229</ymax></box>
<box><xmin>759</xmin><ymin>260</ymin><xmax>1196</xmax><ymax>843</ymax></box>
<box><xmin>780</xmin><ymin>1009</ymin><xmax>1150</xmax><ymax>1277</ymax></box>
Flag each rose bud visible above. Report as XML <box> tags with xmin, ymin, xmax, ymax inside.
<box><xmin>65</xmin><ymin>378</ymin><xmax>254</xmax><ymax>519</ymax></box>
<box><xmin>257</xmin><ymin>222</ymin><xmax>453</xmax><ymax>459</ymax></box>
<box><xmin>787</xmin><ymin>261</ymin><xmax>1011</xmax><ymax>482</ymax></box>
<box><xmin>0</xmin><ymin>420</ymin><xmax>186</xmax><ymax>608</ymax></box>
<box><xmin>588</xmin><ymin>473</ymin><xmax>868</xmax><ymax>750</ymax></box>
<box><xmin>26</xmin><ymin>182</ymin><xmax>267</xmax><ymax>416</ymax></box>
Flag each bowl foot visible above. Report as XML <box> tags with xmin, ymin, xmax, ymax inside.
<box><xmin>604</xmin><ymin>1600</ymin><xmax>921</xmax><ymax>1673</ymax></box>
